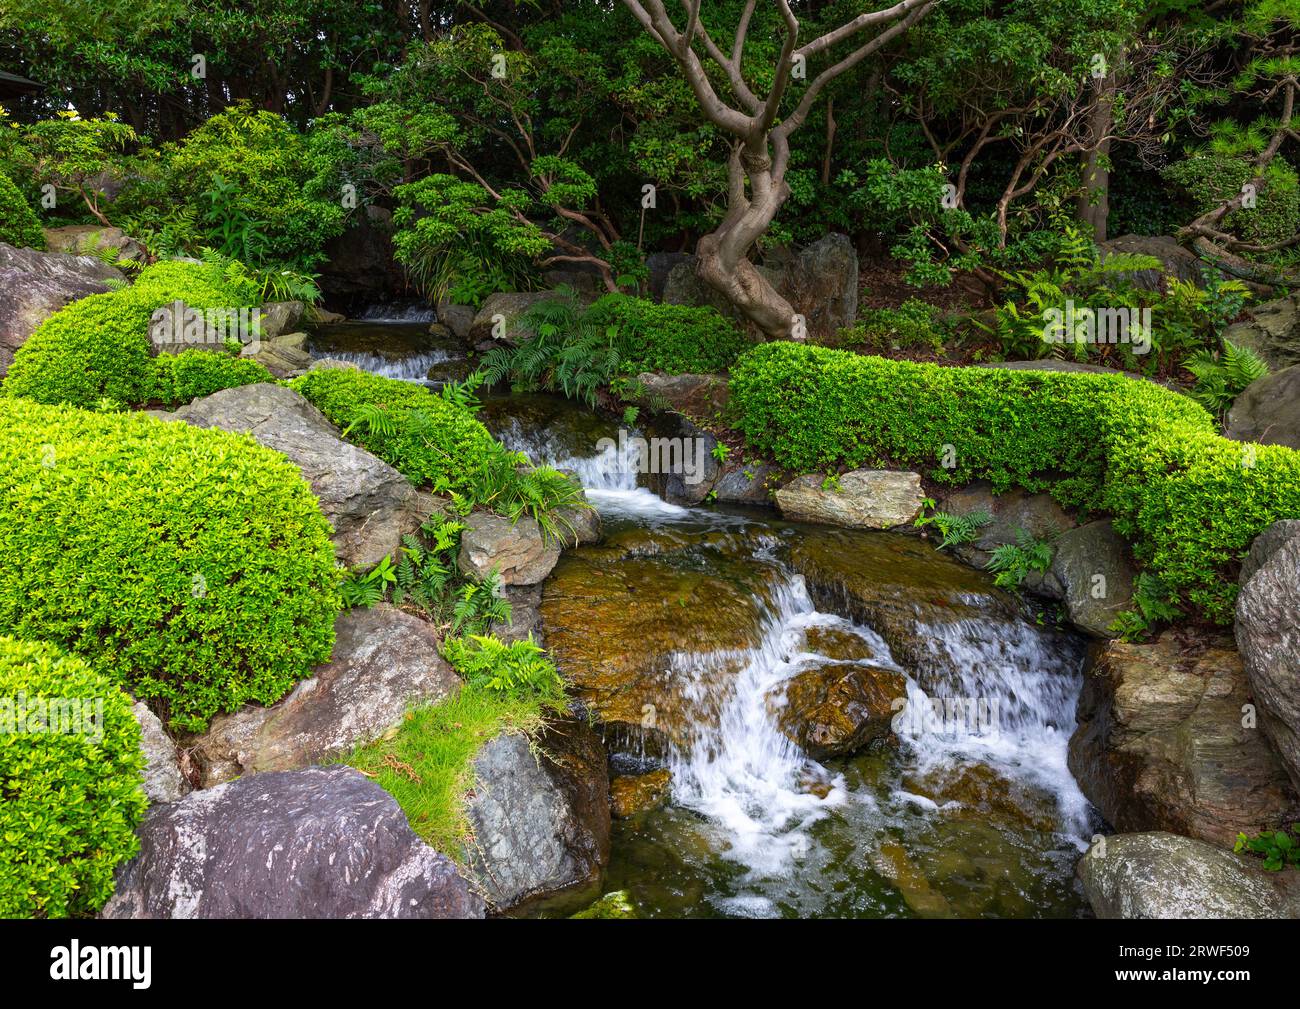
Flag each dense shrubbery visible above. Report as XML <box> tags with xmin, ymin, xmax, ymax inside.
<box><xmin>0</xmin><ymin>172</ymin><xmax>46</xmax><ymax>250</ymax></box>
<box><xmin>151</xmin><ymin>349</ymin><xmax>273</xmax><ymax>406</ymax></box>
<box><xmin>0</xmin><ymin>397</ymin><xmax>339</xmax><ymax>732</ymax></box>
<box><xmin>730</xmin><ymin>342</ymin><xmax>1300</xmax><ymax>622</ymax></box>
<box><xmin>0</xmin><ymin>636</ymin><xmax>147</xmax><ymax>918</ymax></box>
<box><xmin>585</xmin><ymin>294</ymin><xmax>752</xmax><ymax>374</ymax></box>
<box><xmin>3</xmin><ymin>259</ymin><xmax>260</xmax><ymax>407</ymax></box>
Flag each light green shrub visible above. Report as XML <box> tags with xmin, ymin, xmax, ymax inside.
<box><xmin>0</xmin><ymin>172</ymin><xmax>46</xmax><ymax>250</ymax></box>
<box><xmin>0</xmin><ymin>397</ymin><xmax>340</xmax><ymax>732</ymax></box>
<box><xmin>152</xmin><ymin>349</ymin><xmax>273</xmax><ymax>406</ymax></box>
<box><xmin>0</xmin><ymin>636</ymin><xmax>147</xmax><ymax>918</ymax></box>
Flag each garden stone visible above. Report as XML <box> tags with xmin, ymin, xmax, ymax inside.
<box><xmin>1221</xmin><ymin>293</ymin><xmax>1300</xmax><ymax>372</ymax></box>
<box><xmin>937</xmin><ymin>481</ymin><xmax>1076</xmax><ymax>569</ymax></box>
<box><xmin>436</xmin><ymin>301</ymin><xmax>476</xmax><ymax>341</ymax></box>
<box><xmin>1097</xmin><ymin>234</ymin><xmax>1205</xmax><ymax>290</ymax></box>
<box><xmin>132</xmin><ymin>701</ymin><xmax>190</xmax><ymax>804</ymax></box>
<box><xmin>1226</xmin><ymin>364</ymin><xmax>1300</xmax><ymax>450</ymax></box>
<box><xmin>43</xmin><ymin>224</ymin><xmax>146</xmax><ymax>263</ymax></box>
<box><xmin>1025</xmin><ymin>519</ymin><xmax>1135</xmax><ymax>636</ymax></box>
<box><xmin>469</xmin><ymin>291</ymin><xmax>564</xmax><ymax>346</ymax></box>
<box><xmin>102</xmin><ymin>766</ymin><xmax>484</xmax><ymax>919</ymax></box>
<box><xmin>775</xmin><ymin>469</ymin><xmax>924</xmax><ymax>529</ymax></box>
<box><xmin>458</xmin><ymin>510</ymin><xmax>561</xmax><ymax>585</ymax></box>
<box><xmin>258</xmin><ymin>300</ymin><xmax>305</xmax><ymax>339</ymax></box>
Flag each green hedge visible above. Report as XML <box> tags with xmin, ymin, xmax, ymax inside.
<box><xmin>3</xmin><ymin>259</ymin><xmax>259</xmax><ymax>408</ymax></box>
<box><xmin>730</xmin><ymin>343</ymin><xmax>1300</xmax><ymax>623</ymax></box>
<box><xmin>0</xmin><ymin>397</ymin><xmax>339</xmax><ymax>732</ymax></box>
<box><xmin>0</xmin><ymin>172</ymin><xmax>46</xmax><ymax>251</ymax></box>
<box><xmin>152</xmin><ymin>349</ymin><xmax>273</xmax><ymax>406</ymax></box>
<box><xmin>586</xmin><ymin>294</ymin><xmax>753</xmax><ymax>373</ymax></box>
<box><xmin>290</xmin><ymin>369</ymin><xmax>505</xmax><ymax>495</ymax></box>
<box><xmin>0</xmin><ymin>636</ymin><xmax>146</xmax><ymax>918</ymax></box>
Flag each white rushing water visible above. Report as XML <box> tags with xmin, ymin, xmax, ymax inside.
<box><xmin>317</xmin><ymin>348</ymin><xmax>455</xmax><ymax>382</ymax></box>
<box><xmin>354</xmin><ymin>302</ymin><xmax>437</xmax><ymax>323</ymax></box>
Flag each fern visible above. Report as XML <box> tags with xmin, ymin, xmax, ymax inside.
<box><xmin>985</xmin><ymin>529</ymin><xmax>1054</xmax><ymax>589</ymax></box>
<box><xmin>1186</xmin><ymin>339</ymin><xmax>1270</xmax><ymax>415</ymax></box>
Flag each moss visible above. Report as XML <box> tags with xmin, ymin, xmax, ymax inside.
<box><xmin>570</xmin><ymin>890</ymin><xmax>639</xmax><ymax>918</ymax></box>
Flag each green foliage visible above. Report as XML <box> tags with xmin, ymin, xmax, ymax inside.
<box><xmin>914</xmin><ymin>501</ymin><xmax>992</xmax><ymax>550</ymax></box>
<box><xmin>151</xmin><ymin>349</ymin><xmax>273</xmax><ymax>406</ymax></box>
<box><xmin>1184</xmin><ymin>339</ymin><xmax>1270</xmax><ymax>415</ymax></box>
<box><xmin>586</xmin><ymin>293</ymin><xmax>751</xmax><ymax>374</ymax></box>
<box><xmin>985</xmin><ymin>530</ymin><xmax>1054</xmax><ymax>590</ymax></box>
<box><xmin>1166</xmin><ymin>153</ymin><xmax>1300</xmax><ymax>253</ymax></box>
<box><xmin>14</xmin><ymin>111</ymin><xmax>137</xmax><ymax>226</ymax></box>
<box><xmin>0</xmin><ymin>398</ymin><xmax>339</xmax><ymax>732</ymax></box>
<box><xmin>441</xmin><ymin>633</ymin><xmax>562</xmax><ymax>696</ymax></box>
<box><xmin>840</xmin><ymin>299</ymin><xmax>950</xmax><ymax>353</ymax></box>
<box><xmin>3</xmin><ymin>258</ymin><xmax>260</xmax><ymax>408</ymax></box>
<box><xmin>0</xmin><ymin>636</ymin><xmax>147</xmax><ymax>918</ymax></box>
<box><xmin>729</xmin><ymin>341</ymin><xmax>1300</xmax><ymax>623</ymax></box>
<box><xmin>1108</xmin><ymin>572</ymin><xmax>1181</xmax><ymax>641</ymax></box>
<box><xmin>0</xmin><ymin>171</ymin><xmax>46</xmax><ymax>249</ymax></box>
<box><xmin>1235</xmin><ymin>825</ymin><xmax>1300</xmax><ymax>871</ymax></box>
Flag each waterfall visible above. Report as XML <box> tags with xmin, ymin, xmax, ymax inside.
<box><xmin>314</xmin><ymin>348</ymin><xmax>452</xmax><ymax>382</ymax></box>
<box><xmin>353</xmin><ymin>301</ymin><xmax>437</xmax><ymax>323</ymax></box>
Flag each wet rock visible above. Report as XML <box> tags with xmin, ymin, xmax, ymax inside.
<box><xmin>1236</xmin><ymin>521</ymin><xmax>1300</xmax><ymax>792</ymax></box>
<box><xmin>874</xmin><ymin>840</ymin><xmax>954</xmax><ymax>918</ymax></box>
<box><xmin>102</xmin><ymin>766</ymin><xmax>484</xmax><ymax>919</ymax></box>
<box><xmin>132</xmin><ymin>701</ymin><xmax>190</xmax><ymax>804</ymax></box>
<box><xmin>162</xmin><ymin>383</ymin><xmax>429</xmax><ymax>568</ymax></box>
<box><xmin>936</xmin><ymin>481</ymin><xmax>1076</xmax><ymax>569</ymax></box>
<box><xmin>610</xmin><ymin>768</ymin><xmax>672</xmax><ymax>818</ymax></box>
<box><xmin>468</xmin><ymin>720</ymin><xmax>610</xmax><ymax>913</ymax></box>
<box><xmin>570</xmin><ymin>890</ymin><xmax>639</xmax><ymax>918</ymax></box>
<box><xmin>633</xmin><ymin>371</ymin><xmax>730</xmax><ymax>420</ymax></box>
<box><xmin>1077</xmin><ymin>831</ymin><xmax>1300</xmax><ymax>919</ymax></box>
<box><xmin>1025</xmin><ymin>519</ymin><xmax>1135</xmax><ymax>637</ymax></box>
<box><xmin>43</xmin><ymin>224</ymin><xmax>146</xmax><ymax>264</ymax></box>
<box><xmin>555</xmin><ymin>474</ymin><xmax>601</xmax><ymax>549</ymax></box>
<box><xmin>258</xmin><ymin>300</ymin><xmax>305</xmax><ymax>339</ymax></box>
<box><xmin>775</xmin><ymin>470</ymin><xmax>924</xmax><ymax>530</ymax></box>
<box><xmin>772</xmin><ymin>660</ymin><xmax>905</xmax><ymax>759</ymax></box>
<box><xmin>457</xmin><ymin>510</ymin><xmax>561</xmax><ymax>586</ymax></box>
<box><xmin>713</xmin><ymin>461</ymin><xmax>780</xmax><ymax>506</ymax></box>
<box><xmin>492</xmin><ymin>584</ymin><xmax>544</xmax><ymax>645</ymax></box>
<box><xmin>1069</xmin><ymin>633</ymin><xmax>1297</xmax><ymax>845</ymax></box>
<box><xmin>435</xmin><ymin>302</ymin><xmax>476</xmax><ymax>341</ymax></box>
<box><xmin>1221</xmin><ymin>293</ymin><xmax>1300</xmax><ymax>372</ymax></box>
<box><xmin>640</xmin><ymin>411</ymin><xmax>722</xmax><ymax>506</ymax></box>
<box><xmin>1226</xmin><ymin>364</ymin><xmax>1300</xmax><ymax>450</ymax></box>
<box><xmin>0</xmin><ymin>242</ymin><xmax>125</xmax><ymax>375</ymax></box>
<box><xmin>902</xmin><ymin>764</ymin><xmax>1060</xmax><ymax>833</ymax></box>
<box><xmin>189</xmin><ymin>604</ymin><xmax>462</xmax><ymax>787</ymax></box>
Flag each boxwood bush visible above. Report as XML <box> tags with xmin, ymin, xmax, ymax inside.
<box><xmin>730</xmin><ymin>342</ymin><xmax>1300</xmax><ymax>622</ymax></box>
<box><xmin>0</xmin><ymin>636</ymin><xmax>146</xmax><ymax>918</ymax></box>
<box><xmin>2</xmin><ymin>258</ymin><xmax>259</xmax><ymax>408</ymax></box>
<box><xmin>0</xmin><ymin>397</ymin><xmax>340</xmax><ymax>732</ymax></box>
<box><xmin>152</xmin><ymin>349</ymin><xmax>273</xmax><ymax>406</ymax></box>
<box><xmin>0</xmin><ymin>171</ymin><xmax>46</xmax><ymax>250</ymax></box>
<box><xmin>585</xmin><ymin>294</ymin><xmax>753</xmax><ymax>374</ymax></box>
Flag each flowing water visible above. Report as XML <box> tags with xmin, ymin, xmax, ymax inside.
<box><xmin>315</xmin><ymin>321</ymin><xmax>1098</xmax><ymax>918</ymax></box>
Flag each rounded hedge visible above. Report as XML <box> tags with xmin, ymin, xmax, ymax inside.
<box><xmin>2</xmin><ymin>259</ymin><xmax>259</xmax><ymax>408</ymax></box>
<box><xmin>152</xmin><ymin>349</ymin><xmax>273</xmax><ymax>406</ymax></box>
<box><xmin>0</xmin><ymin>172</ymin><xmax>46</xmax><ymax>251</ymax></box>
<box><xmin>0</xmin><ymin>397</ymin><xmax>340</xmax><ymax>733</ymax></box>
<box><xmin>0</xmin><ymin>636</ymin><xmax>147</xmax><ymax>918</ymax></box>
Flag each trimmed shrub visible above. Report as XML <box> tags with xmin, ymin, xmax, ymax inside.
<box><xmin>0</xmin><ymin>172</ymin><xmax>46</xmax><ymax>250</ymax></box>
<box><xmin>290</xmin><ymin>368</ymin><xmax>505</xmax><ymax>494</ymax></box>
<box><xmin>730</xmin><ymin>342</ymin><xmax>1300</xmax><ymax>623</ymax></box>
<box><xmin>152</xmin><ymin>349</ymin><xmax>273</xmax><ymax>406</ymax></box>
<box><xmin>2</xmin><ymin>258</ymin><xmax>259</xmax><ymax>408</ymax></box>
<box><xmin>586</xmin><ymin>293</ymin><xmax>753</xmax><ymax>373</ymax></box>
<box><xmin>0</xmin><ymin>397</ymin><xmax>340</xmax><ymax>732</ymax></box>
<box><xmin>0</xmin><ymin>636</ymin><xmax>147</xmax><ymax>918</ymax></box>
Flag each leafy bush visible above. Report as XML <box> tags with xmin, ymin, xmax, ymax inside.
<box><xmin>0</xmin><ymin>398</ymin><xmax>339</xmax><ymax>732</ymax></box>
<box><xmin>585</xmin><ymin>293</ymin><xmax>751</xmax><ymax>373</ymax></box>
<box><xmin>152</xmin><ymin>349</ymin><xmax>273</xmax><ymax>406</ymax></box>
<box><xmin>3</xmin><ymin>258</ymin><xmax>259</xmax><ymax>408</ymax></box>
<box><xmin>0</xmin><ymin>636</ymin><xmax>147</xmax><ymax>918</ymax></box>
<box><xmin>985</xmin><ymin>531</ymin><xmax>1054</xmax><ymax>589</ymax></box>
<box><xmin>1234</xmin><ymin>825</ymin><xmax>1300</xmax><ymax>871</ymax></box>
<box><xmin>0</xmin><ymin>171</ymin><xmax>46</xmax><ymax>250</ymax></box>
<box><xmin>839</xmin><ymin>299</ymin><xmax>950</xmax><ymax>353</ymax></box>
<box><xmin>730</xmin><ymin>342</ymin><xmax>1300</xmax><ymax>622</ymax></box>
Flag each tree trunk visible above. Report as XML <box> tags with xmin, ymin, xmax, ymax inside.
<box><xmin>1078</xmin><ymin>65</ymin><xmax>1119</xmax><ymax>244</ymax></box>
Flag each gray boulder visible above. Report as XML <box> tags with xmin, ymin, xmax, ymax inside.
<box><xmin>1077</xmin><ymin>832</ymin><xmax>1300</xmax><ymax>919</ymax></box>
<box><xmin>1222</xmin><ymin>293</ymin><xmax>1300</xmax><ymax>372</ymax></box>
<box><xmin>936</xmin><ymin>481</ymin><xmax>1076</xmax><ymax>569</ymax></box>
<box><xmin>132</xmin><ymin>702</ymin><xmax>190</xmax><ymax>804</ymax></box>
<box><xmin>0</xmin><ymin>242</ymin><xmax>125</xmax><ymax>375</ymax></box>
<box><xmin>189</xmin><ymin>604</ymin><xmax>462</xmax><ymax>786</ymax></box>
<box><xmin>1236</xmin><ymin>521</ymin><xmax>1300</xmax><ymax>793</ymax></box>
<box><xmin>457</xmin><ymin>510</ymin><xmax>561</xmax><ymax>585</ymax></box>
<box><xmin>469</xmin><ymin>291</ymin><xmax>562</xmax><ymax>347</ymax></box>
<box><xmin>644</xmin><ymin>251</ymin><xmax>693</xmax><ymax>302</ymax></box>
<box><xmin>1226</xmin><ymin>364</ymin><xmax>1300</xmax><ymax>450</ymax></box>
<box><xmin>1240</xmin><ymin>519</ymin><xmax>1300</xmax><ymax>587</ymax></box>
<box><xmin>633</xmin><ymin>371</ymin><xmax>730</xmax><ymax>420</ymax></box>
<box><xmin>436</xmin><ymin>301</ymin><xmax>476</xmax><ymax>341</ymax></box>
<box><xmin>1098</xmin><ymin>235</ymin><xmax>1205</xmax><ymax>290</ymax></box>
<box><xmin>161</xmin><ymin>383</ymin><xmax>428</xmax><ymax>568</ymax></box>
<box><xmin>102</xmin><ymin>766</ymin><xmax>484</xmax><ymax>919</ymax></box>
<box><xmin>775</xmin><ymin>470</ymin><xmax>924</xmax><ymax>529</ymax></box>
<box><xmin>1024</xmin><ymin>519</ymin><xmax>1135</xmax><ymax>636</ymax></box>
<box><xmin>43</xmin><ymin>224</ymin><xmax>146</xmax><ymax>264</ymax></box>
<box><xmin>257</xmin><ymin>300</ymin><xmax>305</xmax><ymax>340</ymax></box>
<box><xmin>467</xmin><ymin>720</ymin><xmax>610</xmax><ymax>912</ymax></box>
<box><xmin>714</xmin><ymin>461</ymin><xmax>780</xmax><ymax>506</ymax></box>
<box><xmin>779</xmin><ymin>233</ymin><xmax>859</xmax><ymax>342</ymax></box>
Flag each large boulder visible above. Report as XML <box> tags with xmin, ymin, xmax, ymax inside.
<box><xmin>1024</xmin><ymin>519</ymin><xmax>1135</xmax><ymax>637</ymax></box>
<box><xmin>1222</xmin><ymin>293</ymin><xmax>1300</xmax><ymax>372</ymax></box>
<box><xmin>132</xmin><ymin>701</ymin><xmax>191</xmax><ymax>804</ymax></box>
<box><xmin>1098</xmin><ymin>235</ymin><xmax>1206</xmax><ymax>290</ymax></box>
<box><xmin>1069</xmin><ymin>633</ymin><xmax>1297</xmax><ymax>846</ymax></box>
<box><xmin>189</xmin><ymin>604</ymin><xmax>462</xmax><ymax>787</ymax></box>
<box><xmin>1235</xmin><ymin>521</ymin><xmax>1300</xmax><ymax>793</ymax></box>
<box><xmin>777</xmin><ymin>232</ymin><xmax>859</xmax><ymax>341</ymax></box>
<box><xmin>257</xmin><ymin>300</ymin><xmax>306</xmax><ymax>340</ymax></box>
<box><xmin>936</xmin><ymin>481</ymin><xmax>1077</xmax><ymax>569</ymax></box>
<box><xmin>43</xmin><ymin>224</ymin><xmax>146</xmax><ymax>264</ymax></box>
<box><xmin>633</xmin><ymin>371</ymin><xmax>730</xmax><ymax>421</ymax></box>
<box><xmin>0</xmin><ymin>242</ymin><xmax>125</xmax><ymax>375</ymax></box>
<box><xmin>644</xmin><ymin>251</ymin><xmax>693</xmax><ymax>302</ymax></box>
<box><xmin>457</xmin><ymin>510</ymin><xmax>561</xmax><ymax>586</ymax></box>
<box><xmin>772</xmin><ymin>659</ymin><xmax>905</xmax><ymax>760</ymax></box>
<box><xmin>467</xmin><ymin>720</ymin><xmax>610</xmax><ymax>913</ymax></box>
<box><xmin>1226</xmin><ymin>364</ymin><xmax>1300</xmax><ymax>450</ymax></box>
<box><xmin>1077</xmin><ymin>832</ymin><xmax>1300</xmax><ymax>919</ymax></box>
<box><xmin>713</xmin><ymin>460</ymin><xmax>781</xmax><ymax>506</ymax></box>
<box><xmin>102</xmin><ymin>766</ymin><xmax>484</xmax><ymax>919</ymax></box>
<box><xmin>161</xmin><ymin>383</ymin><xmax>428</xmax><ymax>568</ymax></box>
<box><xmin>775</xmin><ymin>469</ymin><xmax>924</xmax><ymax>529</ymax></box>
<box><xmin>468</xmin><ymin>291</ymin><xmax>559</xmax><ymax>347</ymax></box>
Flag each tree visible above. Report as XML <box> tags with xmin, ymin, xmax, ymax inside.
<box><xmin>622</xmin><ymin>0</ymin><xmax>935</xmax><ymax>338</ymax></box>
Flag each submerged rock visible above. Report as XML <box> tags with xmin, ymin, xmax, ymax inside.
<box><xmin>1069</xmin><ymin>633</ymin><xmax>1297</xmax><ymax>845</ymax></box>
<box><xmin>161</xmin><ymin>383</ymin><xmax>430</xmax><ymax>568</ymax></box>
<box><xmin>467</xmin><ymin>720</ymin><xmax>610</xmax><ymax>913</ymax></box>
<box><xmin>1077</xmin><ymin>832</ymin><xmax>1300</xmax><ymax>919</ymax></box>
<box><xmin>772</xmin><ymin>660</ymin><xmax>905</xmax><ymax>760</ymax></box>
<box><xmin>189</xmin><ymin>604</ymin><xmax>462</xmax><ymax>787</ymax></box>
<box><xmin>610</xmin><ymin>768</ymin><xmax>672</xmax><ymax>818</ymax></box>
<box><xmin>775</xmin><ymin>470</ymin><xmax>924</xmax><ymax>529</ymax></box>
<box><xmin>103</xmin><ymin>766</ymin><xmax>484</xmax><ymax>919</ymax></box>
<box><xmin>1236</xmin><ymin>521</ymin><xmax>1300</xmax><ymax>793</ymax></box>
<box><xmin>570</xmin><ymin>890</ymin><xmax>639</xmax><ymax>918</ymax></box>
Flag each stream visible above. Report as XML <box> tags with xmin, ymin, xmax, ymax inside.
<box><xmin>311</xmin><ymin>320</ymin><xmax>1100</xmax><ymax>919</ymax></box>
